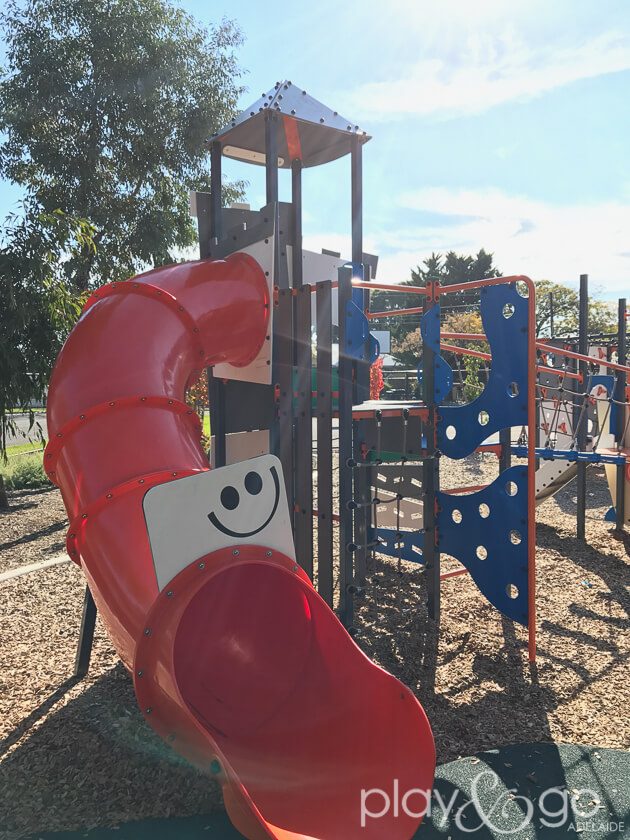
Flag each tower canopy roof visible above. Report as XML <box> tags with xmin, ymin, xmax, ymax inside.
<box><xmin>210</xmin><ymin>80</ymin><xmax>370</xmax><ymax>169</ymax></box>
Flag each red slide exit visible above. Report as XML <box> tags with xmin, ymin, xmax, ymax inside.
<box><xmin>45</xmin><ymin>253</ymin><xmax>435</xmax><ymax>839</ymax></box>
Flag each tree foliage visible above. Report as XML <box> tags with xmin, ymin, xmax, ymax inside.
<box><xmin>373</xmin><ymin>249</ymin><xmax>500</xmax><ymax>349</ymax></box>
<box><xmin>0</xmin><ymin>206</ymin><xmax>94</xmax><ymax>455</ymax></box>
<box><xmin>389</xmin><ymin>328</ymin><xmax>421</xmax><ymax>369</ymax></box>
<box><xmin>382</xmin><ymin>250</ymin><xmax>499</xmax><ymax>362</ymax></box>
<box><xmin>534</xmin><ymin>279</ymin><xmax>617</xmax><ymax>338</ymax></box>
<box><xmin>0</xmin><ymin>0</ymin><xmax>245</xmax><ymax>288</ymax></box>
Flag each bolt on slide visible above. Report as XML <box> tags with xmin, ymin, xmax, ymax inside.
<box><xmin>45</xmin><ymin>253</ymin><xmax>435</xmax><ymax>840</ymax></box>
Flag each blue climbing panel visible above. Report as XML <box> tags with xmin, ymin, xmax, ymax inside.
<box><xmin>342</xmin><ymin>264</ymin><xmax>380</xmax><ymax>363</ymax></box>
<box><xmin>438</xmin><ymin>284</ymin><xmax>528</xmax><ymax>459</ymax></box>
<box><xmin>436</xmin><ymin>466</ymin><xmax>529</xmax><ymax>625</ymax></box>
<box><xmin>344</xmin><ymin>298</ymin><xmax>380</xmax><ymax>363</ymax></box>
<box><xmin>419</xmin><ymin>304</ymin><xmax>453</xmax><ymax>403</ymax></box>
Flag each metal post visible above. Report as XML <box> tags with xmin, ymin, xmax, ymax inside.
<box><xmin>351</xmin><ymin>135</ymin><xmax>362</xmax><ymax>265</ymax></box>
<box><xmin>350</xmin><ymin>136</ymin><xmax>370</xmax><ymax>589</ymax></box>
<box><xmin>338</xmin><ymin>266</ymin><xmax>355</xmax><ymax>628</ymax></box>
<box><xmin>74</xmin><ymin>586</ymin><xmax>97</xmax><ymax>678</ymax></box>
<box><xmin>291</xmin><ymin>159</ymin><xmax>303</xmax><ymax>289</ymax></box>
<box><xmin>291</xmin><ymin>159</ymin><xmax>313</xmax><ymax>577</ymax></box>
<box><xmin>424</xmin><ymin>282</ymin><xmax>440</xmax><ymax>621</ymax></box>
<box><xmin>265</xmin><ymin>114</ymin><xmax>279</xmax><ymax>206</ymax></box>
<box><xmin>207</xmin><ymin>141</ymin><xmax>226</xmax><ymax>467</ymax></box>
<box><xmin>540</xmin><ymin>371</ymin><xmax>544</xmax><ymax>470</ymax></box>
<box><xmin>264</xmin><ymin>113</ymin><xmax>293</xmax><ymax>505</ymax></box>
<box><xmin>615</xmin><ymin>298</ymin><xmax>627</xmax><ymax>534</ymax></box>
<box><xmin>316</xmin><ymin>281</ymin><xmax>334</xmax><ymax>605</ymax></box>
<box><xmin>576</xmin><ymin>275</ymin><xmax>588</xmax><ymax>541</ymax></box>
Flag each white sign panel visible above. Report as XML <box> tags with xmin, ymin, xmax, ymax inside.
<box><xmin>213</xmin><ymin>237</ymin><xmax>274</xmax><ymax>385</ymax></box>
<box><xmin>143</xmin><ymin>455</ymin><xmax>295</xmax><ymax>590</ymax></box>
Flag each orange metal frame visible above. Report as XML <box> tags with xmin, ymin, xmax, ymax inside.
<box><xmin>436</xmin><ymin>275</ymin><xmax>537</xmax><ymax>662</ymax></box>
<box><xmin>362</xmin><ymin>275</ymin><xmax>537</xmax><ymax>662</ymax></box>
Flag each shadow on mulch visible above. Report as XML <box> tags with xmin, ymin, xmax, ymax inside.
<box><xmin>0</xmin><ymin>501</ymin><xmax>37</xmax><ymax>513</ymax></box>
<box><xmin>1</xmin><ymin>664</ymin><xmax>221</xmax><ymax>840</ymax></box>
<box><xmin>355</xmin><ymin>509</ymin><xmax>629</xmax><ymax>767</ymax></box>
<box><xmin>537</xmin><ymin>522</ymin><xmax>630</xmax><ymax>615</ymax></box>
<box><xmin>25</xmin><ymin>743</ymin><xmax>630</xmax><ymax>839</ymax></box>
<box><xmin>355</xmin><ymin>568</ymin><xmax>557</xmax><ymax>764</ymax></box>
<box><xmin>0</xmin><ymin>522</ymin><xmax>67</xmax><ymax>552</ymax></box>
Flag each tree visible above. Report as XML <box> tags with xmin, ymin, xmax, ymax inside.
<box><xmin>0</xmin><ymin>206</ymin><xmax>94</xmax><ymax>457</ymax></box>
<box><xmin>390</xmin><ymin>328</ymin><xmax>421</xmax><ymax>369</ymax></box>
<box><xmin>376</xmin><ymin>249</ymin><xmax>500</xmax><ymax>350</ymax></box>
<box><xmin>535</xmin><ymin>279</ymin><xmax>617</xmax><ymax>338</ymax></box>
<box><xmin>390</xmin><ymin>309</ymin><xmax>487</xmax><ymax>391</ymax></box>
<box><xmin>0</xmin><ymin>0</ymin><xmax>245</xmax><ymax>289</ymax></box>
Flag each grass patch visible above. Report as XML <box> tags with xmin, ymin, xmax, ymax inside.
<box><xmin>1</xmin><ymin>412</ymin><xmax>211</xmax><ymax>492</ymax></box>
<box><xmin>1</xmin><ymin>451</ymin><xmax>49</xmax><ymax>490</ymax></box>
<box><xmin>6</xmin><ymin>441</ymin><xmax>45</xmax><ymax>457</ymax></box>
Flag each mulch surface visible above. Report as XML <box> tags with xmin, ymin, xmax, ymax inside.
<box><xmin>1</xmin><ymin>458</ymin><xmax>629</xmax><ymax>839</ymax></box>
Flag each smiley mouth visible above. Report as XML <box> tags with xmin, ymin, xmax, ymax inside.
<box><xmin>207</xmin><ymin>466</ymin><xmax>281</xmax><ymax>538</ymax></box>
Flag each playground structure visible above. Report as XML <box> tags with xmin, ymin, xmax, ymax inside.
<box><xmin>430</xmin><ymin>279</ymin><xmax>630</xmax><ymax>538</ymax></box>
<box><xmin>371</xmin><ymin>279</ymin><xmax>630</xmax><ymax>538</ymax></box>
<box><xmin>41</xmin><ymin>81</ymin><xmax>630</xmax><ymax>839</ymax></box>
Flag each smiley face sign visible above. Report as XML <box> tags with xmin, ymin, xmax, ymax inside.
<box><xmin>143</xmin><ymin>455</ymin><xmax>295</xmax><ymax>590</ymax></box>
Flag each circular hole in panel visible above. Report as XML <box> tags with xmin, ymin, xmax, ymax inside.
<box><xmin>476</xmin><ymin>545</ymin><xmax>488</xmax><ymax>560</ymax></box>
<box><xmin>478</xmin><ymin>503</ymin><xmax>490</xmax><ymax>519</ymax></box>
<box><xmin>452</xmin><ymin>509</ymin><xmax>463</xmax><ymax>524</ymax></box>
<box><xmin>510</xmin><ymin>529</ymin><xmax>522</xmax><ymax>545</ymax></box>
<box><xmin>503</xmin><ymin>303</ymin><xmax>515</xmax><ymax>319</ymax></box>
<box><xmin>505</xmin><ymin>481</ymin><xmax>518</xmax><ymax>497</ymax></box>
<box><xmin>515</xmin><ymin>281</ymin><xmax>529</xmax><ymax>298</ymax></box>
<box><xmin>446</xmin><ymin>425</ymin><xmax>457</xmax><ymax>440</ymax></box>
<box><xmin>508</xmin><ymin>382</ymin><xmax>519</xmax><ymax>398</ymax></box>
<box><xmin>478</xmin><ymin>410</ymin><xmax>490</xmax><ymax>426</ymax></box>
<box><xmin>506</xmin><ymin>583</ymin><xmax>519</xmax><ymax>599</ymax></box>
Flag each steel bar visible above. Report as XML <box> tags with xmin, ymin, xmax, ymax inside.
<box><xmin>423</xmin><ymin>284</ymin><xmax>440</xmax><ymax>621</ymax></box>
<box><xmin>615</xmin><ymin>298</ymin><xmax>627</xmax><ymax>534</ymax></box>
<box><xmin>204</xmin><ymin>146</ymin><xmax>226</xmax><ymax>468</ymax></box>
<box><xmin>576</xmin><ymin>274</ymin><xmax>589</xmax><ymax>541</ymax></box>
<box><xmin>338</xmin><ymin>267</ymin><xmax>355</xmax><ymax>627</ymax></box>
<box><xmin>74</xmin><ymin>586</ymin><xmax>97</xmax><ymax>678</ymax></box>
<box><xmin>316</xmin><ymin>282</ymin><xmax>334</xmax><ymax>605</ymax></box>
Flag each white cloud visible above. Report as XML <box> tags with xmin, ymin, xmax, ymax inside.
<box><xmin>345</xmin><ymin>29</ymin><xmax>630</xmax><ymax>121</ymax></box>
<box><xmin>370</xmin><ymin>187</ymin><xmax>630</xmax><ymax>295</ymax></box>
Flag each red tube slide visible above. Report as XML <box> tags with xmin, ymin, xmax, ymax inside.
<box><xmin>46</xmin><ymin>253</ymin><xmax>435</xmax><ymax>839</ymax></box>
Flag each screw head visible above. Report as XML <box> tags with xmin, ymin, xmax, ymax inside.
<box><xmin>198</xmin><ymin>562</ymin><xmax>205</xmax><ymax>569</ymax></box>
<box><xmin>166</xmin><ymin>590</ymin><xmax>174</xmax><ymax>597</ymax></box>
<box><xmin>265</xmin><ymin>550</ymin><xmax>272</xmax><ymax>557</ymax></box>
<box><xmin>292</xmin><ymin>564</ymin><xmax>298</xmax><ymax>572</ymax></box>
<box><xmin>232</xmin><ymin>549</ymin><xmax>240</xmax><ymax>556</ymax></box>
<box><xmin>145</xmin><ymin>707</ymin><xmax>152</xmax><ymax>714</ymax></box>
<box><xmin>136</xmin><ymin>670</ymin><xmax>143</xmax><ymax>677</ymax></box>
<box><xmin>144</xmin><ymin>628</ymin><xmax>152</xmax><ymax>636</ymax></box>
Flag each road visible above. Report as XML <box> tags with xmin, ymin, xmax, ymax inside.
<box><xmin>6</xmin><ymin>412</ymin><xmax>48</xmax><ymax>447</ymax></box>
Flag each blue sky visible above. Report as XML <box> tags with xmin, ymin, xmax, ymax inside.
<box><xmin>3</xmin><ymin>0</ymin><xmax>630</xmax><ymax>296</ymax></box>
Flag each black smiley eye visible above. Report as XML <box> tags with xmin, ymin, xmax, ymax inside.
<box><xmin>220</xmin><ymin>485</ymin><xmax>239</xmax><ymax>510</ymax></box>
<box><xmin>244</xmin><ymin>471</ymin><xmax>263</xmax><ymax>495</ymax></box>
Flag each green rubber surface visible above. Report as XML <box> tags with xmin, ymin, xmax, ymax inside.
<box><xmin>30</xmin><ymin>743</ymin><xmax>629</xmax><ymax>839</ymax></box>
